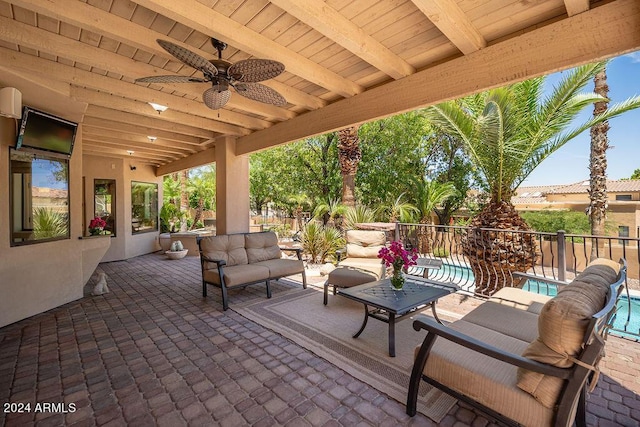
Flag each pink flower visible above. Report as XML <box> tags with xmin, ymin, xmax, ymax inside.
<box><xmin>377</xmin><ymin>241</ymin><xmax>418</xmax><ymax>270</ymax></box>
<box><xmin>89</xmin><ymin>217</ymin><xmax>107</xmax><ymax>229</ymax></box>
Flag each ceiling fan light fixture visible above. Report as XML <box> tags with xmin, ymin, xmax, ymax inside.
<box><xmin>203</xmin><ymin>87</ymin><xmax>231</xmax><ymax>110</ymax></box>
<box><xmin>148</xmin><ymin>102</ymin><xmax>168</xmax><ymax>114</ymax></box>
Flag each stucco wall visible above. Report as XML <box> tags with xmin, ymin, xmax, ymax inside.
<box><xmin>0</xmin><ymin>117</ymin><xmax>109</xmax><ymax>327</ymax></box>
<box><xmin>83</xmin><ymin>155</ymin><xmax>161</xmax><ymax>261</ymax></box>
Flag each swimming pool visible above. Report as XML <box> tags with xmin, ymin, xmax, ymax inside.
<box><xmin>419</xmin><ymin>261</ymin><xmax>640</xmax><ymax>339</ymax></box>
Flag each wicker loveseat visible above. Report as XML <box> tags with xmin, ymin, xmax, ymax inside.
<box><xmin>197</xmin><ymin>231</ymin><xmax>306</xmax><ymax>310</ymax></box>
<box><xmin>407</xmin><ymin>258</ymin><xmax>627</xmax><ymax>427</ymax></box>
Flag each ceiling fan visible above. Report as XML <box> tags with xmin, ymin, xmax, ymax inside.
<box><xmin>136</xmin><ymin>38</ymin><xmax>286</xmax><ymax>110</ymax></box>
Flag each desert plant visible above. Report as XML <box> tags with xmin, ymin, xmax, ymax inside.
<box><xmin>301</xmin><ymin>221</ymin><xmax>344</xmax><ymax>264</ymax></box>
<box><xmin>33</xmin><ymin>207</ymin><xmax>67</xmax><ymax>239</ymax></box>
<box><xmin>343</xmin><ymin>205</ymin><xmax>376</xmax><ymax>230</ymax></box>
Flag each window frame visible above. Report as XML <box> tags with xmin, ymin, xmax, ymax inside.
<box><xmin>131</xmin><ymin>181</ymin><xmax>158</xmax><ymax>235</ymax></box>
<box><xmin>9</xmin><ymin>147</ymin><xmax>71</xmax><ymax>246</ymax></box>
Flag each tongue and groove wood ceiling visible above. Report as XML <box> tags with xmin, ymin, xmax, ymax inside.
<box><xmin>0</xmin><ymin>0</ymin><xmax>638</xmax><ymax>173</ymax></box>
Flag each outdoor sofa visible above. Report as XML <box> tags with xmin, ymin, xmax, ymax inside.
<box><xmin>197</xmin><ymin>231</ymin><xmax>306</xmax><ymax>310</ymax></box>
<box><xmin>407</xmin><ymin>258</ymin><xmax>627</xmax><ymax>427</ymax></box>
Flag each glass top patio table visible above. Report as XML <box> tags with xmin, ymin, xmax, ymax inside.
<box><xmin>337</xmin><ymin>276</ymin><xmax>457</xmax><ymax>357</ymax></box>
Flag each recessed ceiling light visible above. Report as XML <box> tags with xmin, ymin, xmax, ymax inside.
<box><xmin>148</xmin><ymin>102</ymin><xmax>168</xmax><ymax>114</ymax></box>
<box><xmin>127</xmin><ymin>150</ymin><xmax>135</xmax><ymax>155</ymax></box>
<box><xmin>147</xmin><ymin>136</ymin><xmax>157</xmax><ymax>142</ymax></box>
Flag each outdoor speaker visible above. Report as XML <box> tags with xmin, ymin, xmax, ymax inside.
<box><xmin>0</xmin><ymin>87</ymin><xmax>22</xmax><ymax>119</ymax></box>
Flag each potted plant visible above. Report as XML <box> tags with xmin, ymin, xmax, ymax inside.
<box><xmin>165</xmin><ymin>240</ymin><xmax>188</xmax><ymax>259</ymax></box>
<box><xmin>88</xmin><ymin>217</ymin><xmax>108</xmax><ymax>236</ymax></box>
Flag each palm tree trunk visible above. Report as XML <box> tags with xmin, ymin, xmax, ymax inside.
<box><xmin>462</xmin><ymin>201</ymin><xmax>538</xmax><ymax>296</ymax></box>
<box><xmin>180</xmin><ymin>170</ymin><xmax>189</xmax><ymax>232</ymax></box>
<box><xmin>588</xmin><ymin>69</ymin><xmax>609</xmax><ymax>260</ymax></box>
<box><xmin>337</xmin><ymin>126</ymin><xmax>361</xmax><ymax>207</ymax></box>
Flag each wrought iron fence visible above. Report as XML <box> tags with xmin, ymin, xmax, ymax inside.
<box><xmin>395</xmin><ymin>223</ymin><xmax>640</xmax><ymax>339</ymax></box>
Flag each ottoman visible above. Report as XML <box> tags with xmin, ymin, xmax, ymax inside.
<box><xmin>323</xmin><ymin>267</ymin><xmax>379</xmax><ymax>305</ymax></box>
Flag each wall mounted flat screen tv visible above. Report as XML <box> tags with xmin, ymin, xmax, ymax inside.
<box><xmin>16</xmin><ymin>106</ymin><xmax>78</xmax><ymax>156</ymax></box>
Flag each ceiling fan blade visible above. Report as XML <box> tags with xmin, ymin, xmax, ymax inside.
<box><xmin>234</xmin><ymin>83</ymin><xmax>287</xmax><ymax>106</ymax></box>
<box><xmin>203</xmin><ymin>87</ymin><xmax>231</xmax><ymax>110</ymax></box>
<box><xmin>157</xmin><ymin>39</ymin><xmax>218</xmax><ymax>77</ymax></box>
<box><xmin>229</xmin><ymin>59</ymin><xmax>285</xmax><ymax>82</ymax></box>
<box><xmin>135</xmin><ymin>75</ymin><xmax>208</xmax><ymax>83</ymax></box>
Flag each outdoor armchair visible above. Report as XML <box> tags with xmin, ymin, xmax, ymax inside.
<box><xmin>407</xmin><ymin>258</ymin><xmax>627</xmax><ymax>427</ymax></box>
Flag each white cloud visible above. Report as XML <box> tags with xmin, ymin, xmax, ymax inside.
<box><xmin>623</xmin><ymin>52</ymin><xmax>640</xmax><ymax>63</ymax></box>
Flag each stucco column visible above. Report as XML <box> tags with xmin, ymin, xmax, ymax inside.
<box><xmin>216</xmin><ymin>136</ymin><xmax>250</xmax><ymax>234</ymax></box>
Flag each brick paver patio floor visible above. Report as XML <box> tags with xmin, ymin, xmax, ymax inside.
<box><xmin>1</xmin><ymin>252</ymin><xmax>639</xmax><ymax>426</ymax></box>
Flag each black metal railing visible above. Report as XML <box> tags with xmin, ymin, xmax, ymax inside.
<box><xmin>395</xmin><ymin>223</ymin><xmax>640</xmax><ymax>339</ymax></box>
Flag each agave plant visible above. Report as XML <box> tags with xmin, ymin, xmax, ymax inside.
<box><xmin>33</xmin><ymin>207</ymin><xmax>67</xmax><ymax>239</ymax></box>
<box><xmin>301</xmin><ymin>221</ymin><xmax>345</xmax><ymax>264</ymax></box>
<box><xmin>343</xmin><ymin>205</ymin><xmax>377</xmax><ymax>230</ymax></box>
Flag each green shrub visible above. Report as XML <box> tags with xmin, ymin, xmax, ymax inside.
<box><xmin>301</xmin><ymin>221</ymin><xmax>344</xmax><ymax>264</ymax></box>
<box><xmin>33</xmin><ymin>207</ymin><xmax>67</xmax><ymax>239</ymax></box>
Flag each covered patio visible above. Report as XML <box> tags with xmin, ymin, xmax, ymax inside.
<box><xmin>1</xmin><ymin>1</ymin><xmax>640</xmax><ymax>425</ymax></box>
<box><xmin>1</xmin><ymin>253</ymin><xmax>639</xmax><ymax>426</ymax></box>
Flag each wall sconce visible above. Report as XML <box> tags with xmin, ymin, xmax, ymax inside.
<box><xmin>147</xmin><ymin>136</ymin><xmax>157</xmax><ymax>142</ymax></box>
<box><xmin>130</xmin><ymin>165</ymin><xmax>137</xmax><ymax>171</ymax></box>
<box><xmin>148</xmin><ymin>102</ymin><xmax>168</xmax><ymax>114</ymax></box>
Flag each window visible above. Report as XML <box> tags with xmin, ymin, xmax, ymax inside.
<box><xmin>10</xmin><ymin>148</ymin><xmax>70</xmax><ymax>245</ymax></box>
<box><xmin>131</xmin><ymin>181</ymin><xmax>158</xmax><ymax>234</ymax></box>
<box><xmin>94</xmin><ymin>179</ymin><xmax>116</xmax><ymax>236</ymax></box>
<box><xmin>618</xmin><ymin>225</ymin><xmax>630</xmax><ymax>246</ymax></box>
<box><xmin>615</xmin><ymin>194</ymin><xmax>632</xmax><ymax>201</ymax></box>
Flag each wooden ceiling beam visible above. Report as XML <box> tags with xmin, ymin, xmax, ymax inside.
<box><xmin>84</xmin><ymin>105</ymin><xmax>214</xmax><ymax>140</ymax></box>
<box><xmin>156</xmin><ymin>148</ymin><xmax>216</xmax><ymax>176</ymax></box>
<box><xmin>82</xmin><ymin>126</ymin><xmax>198</xmax><ymax>155</ymax></box>
<box><xmin>410</xmin><ymin>0</ymin><xmax>486</xmax><ymax>54</ymax></box>
<box><xmin>82</xmin><ymin>117</ymin><xmax>204</xmax><ymax>146</ymax></box>
<box><xmin>269</xmin><ymin>0</ymin><xmax>415</xmax><ymax>79</ymax></box>
<box><xmin>564</xmin><ymin>0</ymin><xmax>590</xmax><ymax>16</ymax></box>
<box><xmin>5</xmin><ymin>0</ymin><xmax>298</xmax><ymax>119</ymax></box>
<box><xmin>134</xmin><ymin>0</ymin><xmax>363</xmax><ymax>98</ymax></box>
<box><xmin>85</xmin><ymin>105</ymin><xmax>214</xmax><ymax>140</ymax></box>
<box><xmin>0</xmin><ymin>17</ymin><xmax>274</xmax><ymax>128</ymax></box>
<box><xmin>236</xmin><ymin>0</ymin><xmax>640</xmax><ymax>155</ymax></box>
<box><xmin>71</xmin><ymin>87</ymin><xmax>246</xmax><ymax>136</ymax></box>
<box><xmin>83</xmin><ymin>138</ymin><xmax>186</xmax><ymax>159</ymax></box>
<box><xmin>82</xmin><ymin>142</ymin><xmax>172</xmax><ymax>162</ymax></box>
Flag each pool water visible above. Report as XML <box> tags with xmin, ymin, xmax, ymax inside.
<box><xmin>425</xmin><ymin>262</ymin><xmax>640</xmax><ymax>338</ymax></box>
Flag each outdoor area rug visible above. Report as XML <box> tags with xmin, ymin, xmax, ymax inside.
<box><xmin>233</xmin><ymin>284</ymin><xmax>457</xmax><ymax>422</ymax></box>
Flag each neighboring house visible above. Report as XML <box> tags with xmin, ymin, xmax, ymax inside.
<box><xmin>512</xmin><ymin>180</ymin><xmax>640</xmax><ymax>239</ymax></box>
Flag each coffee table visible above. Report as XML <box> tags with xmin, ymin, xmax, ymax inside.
<box><xmin>337</xmin><ymin>276</ymin><xmax>457</xmax><ymax>357</ymax></box>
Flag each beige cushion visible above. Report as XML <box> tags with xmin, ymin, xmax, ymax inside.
<box><xmin>517</xmin><ymin>277</ymin><xmax>610</xmax><ymax>408</ymax></box>
<box><xmin>337</xmin><ymin>258</ymin><xmax>385</xmax><ymax>279</ymax></box>
<box><xmin>345</xmin><ymin>230</ymin><xmax>386</xmax><ymax>258</ymax></box>
<box><xmin>462</xmin><ymin>302</ymin><xmax>540</xmax><ymax>343</ymax></box>
<box><xmin>423</xmin><ymin>320</ymin><xmax>553</xmax><ymax>426</ymax></box>
<box><xmin>203</xmin><ymin>264</ymin><xmax>270</xmax><ymax>287</ymax></box>
<box><xmin>253</xmin><ymin>258</ymin><xmax>304</xmax><ymax>279</ymax></box>
<box><xmin>199</xmin><ymin>234</ymin><xmax>247</xmax><ymax>267</ymax></box>
<box><xmin>328</xmin><ymin>266</ymin><xmax>378</xmax><ymax>288</ymax></box>
<box><xmin>245</xmin><ymin>232</ymin><xmax>281</xmax><ymax>263</ymax></box>
<box><xmin>489</xmin><ymin>287</ymin><xmax>552</xmax><ymax>314</ymax></box>
<box><xmin>588</xmin><ymin>258</ymin><xmax>620</xmax><ymax>275</ymax></box>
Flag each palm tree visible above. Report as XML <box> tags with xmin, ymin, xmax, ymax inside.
<box><xmin>412</xmin><ymin>179</ymin><xmax>457</xmax><ymax>253</ymax></box>
<box><xmin>424</xmin><ymin>61</ymin><xmax>640</xmax><ymax>294</ymax></box>
<box><xmin>163</xmin><ymin>175</ymin><xmax>181</xmax><ymax>205</ymax></box>
<box><xmin>179</xmin><ymin>170</ymin><xmax>189</xmax><ymax>231</ymax></box>
<box><xmin>379</xmin><ymin>193</ymin><xmax>418</xmax><ymax>223</ymax></box>
<box><xmin>313</xmin><ymin>198</ymin><xmax>347</xmax><ymax>229</ymax></box>
<box><xmin>337</xmin><ymin>126</ymin><xmax>361</xmax><ymax>207</ymax></box>
<box><xmin>187</xmin><ymin>176</ymin><xmax>215</xmax><ymax>230</ymax></box>
<box><xmin>288</xmin><ymin>193</ymin><xmax>311</xmax><ymax>232</ymax></box>
<box><xmin>588</xmin><ymin>67</ymin><xmax>609</xmax><ymax>260</ymax></box>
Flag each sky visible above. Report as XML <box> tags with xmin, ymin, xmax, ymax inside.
<box><xmin>522</xmin><ymin>51</ymin><xmax>640</xmax><ymax>187</ymax></box>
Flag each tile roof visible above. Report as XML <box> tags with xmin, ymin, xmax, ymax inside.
<box><xmin>547</xmin><ymin>179</ymin><xmax>640</xmax><ymax>194</ymax></box>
